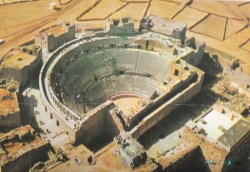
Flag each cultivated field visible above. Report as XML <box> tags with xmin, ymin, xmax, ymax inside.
<box><xmin>225</xmin><ymin>19</ymin><xmax>247</xmax><ymax>39</ymax></box>
<box><xmin>62</xmin><ymin>0</ymin><xmax>99</xmax><ymax>22</ymax></box>
<box><xmin>226</xmin><ymin>28</ymin><xmax>250</xmax><ymax>47</ymax></box>
<box><xmin>239</xmin><ymin>3</ymin><xmax>250</xmax><ymax>18</ymax></box>
<box><xmin>78</xmin><ymin>0</ymin><xmax>126</xmax><ymax>20</ymax></box>
<box><xmin>190</xmin><ymin>1</ymin><xmax>247</xmax><ymax>20</ymax></box>
<box><xmin>173</xmin><ymin>7</ymin><xmax>208</xmax><ymax>29</ymax></box>
<box><xmin>232</xmin><ymin>1</ymin><xmax>249</xmax><ymax>6</ymax></box>
<box><xmin>146</xmin><ymin>0</ymin><xmax>182</xmax><ymax>19</ymax></box>
<box><xmin>0</xmin><ymin>1</ymin><xmax>59</xmax><ymax>38</ymax></box>
<box><xmin>121</xmin><ymin>0</ymin><xmax>149</xmax><ymax>2</ymax></box>
<box><xmin>242</xmin><ymin>40</ymin><xmax>250</xmax><ymax>52</ymax></box>
<box><xmin>192</xmin><ymin>14</ymin><xmax>227</xmax><ymax>41</ymax></box>
<box><xmin>4</xmin><ymin>0</ymin><xmax>26</xmax><ymax>3</ymax></box>
<box><xmin>59</xmin><ymin>0</ymin><xmax>71</xmax><ymax>5</ymax></box>
<box><xmin>110</xmin><ymin>2</ymin><xmax>148</xmax><ymax>21</ymax></box>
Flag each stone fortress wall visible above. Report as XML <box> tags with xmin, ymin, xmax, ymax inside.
<box><xmin>39</xmin><ymin>31</ymin><xmax>205</xmax><ymax>145</ymax></box>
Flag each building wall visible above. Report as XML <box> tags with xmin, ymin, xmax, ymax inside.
<box><xmin>1</xmin><ymin>141</ymin><xmax>50</xmax><ymax>172</ymax></box>
<box><xmin>0</xmin><ymin>111</ymin><xmax>21</xmax><ymax>128</ymax></box>
<box><xmin>182</xmin><ymin>42</ymin><xmax>206</xmax><ymax>66</ymax></box>
<box><xmin>182</xmin><ymin>126</ymin><xmax>229</xmax><ymax>172</ymax></box>
<box><xmin>75</xmin><ymin>102</ymin><xmax>120</xmax><ymax>146</ymax></box>
<box><xmin>36</xmin><ymin>25</ymin><xmax>75</xmax><ymax>52</ymax></box>
<box><xmin>161</xmin><ymin>146</ymin><xmax>210</xmax><ymax>172</ymax></box>
<box><xmin>107</xmin><ymin>23</ymin><xmax>134</xmax><ymax>35</ymax></box>
<box><xmin>223</xmin><ymin>131</ymin><xmax>250</xmax><ymax>172</ymax></box>
<box><xmin>0</xmin><ymin>48</ymin><xmax>42</xmax><ymax>86</ymax></box>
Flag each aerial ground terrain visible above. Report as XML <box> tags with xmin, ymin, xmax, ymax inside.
<box><xmin>0</xmin><ymin>0</ymin><xmax>250</xmax><ymax>172</ymax></box>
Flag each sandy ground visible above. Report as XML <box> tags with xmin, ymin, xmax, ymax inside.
<box><xmin>113</xmin><ymin>97</ymin><xmax>143</xmax><ymax>116</ymax></box>
<box><xmin>50</xmin><ymin>144</ymin><xmax>154</xmax><ymax>172</ymax></box>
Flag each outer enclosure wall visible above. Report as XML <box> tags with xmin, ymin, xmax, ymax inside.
<box><xmin>130</xmin><ymin>71</ymin><xmax>204</xmax><ymax>139</ymax></box>
<box><xmin>128</xmin><ymin>68</ymin><xmax>201</xmax><ymax>130</ymax></box>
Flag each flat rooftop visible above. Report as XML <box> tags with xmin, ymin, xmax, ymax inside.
<box><xmin>196</xmin><ymin>105</ymin><xmax>250</xmax><ymax>149</ymax></box>
<box><xmin>40</xmin><ymin>23</ymin><xmax>72</xmax><ymax>37</ymax></box>
<box><xmin>0</xmin><ymin>48</ymin><xmax>37</xmax><ymax>70</ymax></box>
<box><xmin>197</xmin><ymin>109</ymin><xmax>240</xmax><ymax>140</ymax></box>
<box><xmin>0</xmin><ymin>89</ymin><xmax>19</xmax><ymax>116</ymax></box>
<box><xmin>218</xmin><ymin>119</ymin><xmax>250</xmax><ymax>149</ymax></box>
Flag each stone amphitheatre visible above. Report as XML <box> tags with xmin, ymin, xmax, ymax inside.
<box><xmin>0</xmin><ymin>0</ymin><xmax>250</xmax><ymax>172</ymax></box>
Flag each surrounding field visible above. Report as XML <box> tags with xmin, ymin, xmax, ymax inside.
<box><xmin>0</xmin><ymin>1</ymin><xmax>59</xmax><ymax>38</ymax></box>
<box><xmin>59</xmin><ymin>0</ymin><xmax>71</xmax><ymax>5</ymax></box>
<box><xmin>225</xmin><ymin>19</ymin><xmax>247</xmax><ymax>40</ymax></box>
<box><xmin>192</xmin><ymin>14</ymin><xmax>227</xmax><ymax>41</ymax></box>
<box><xmin>226</xmin><ymin>27</ymin><xmax>250</xmax><ymax>47</ymax></box>
<box><xmin>147</xmin><ymin>0</ymin><xmax>182</xmax><ymax>19</ymax></box>
<box><xmin>173</xmin><ymin>7</ymin><xmax>208</xmax><ymax>29</ymax></box>
<box><xmin>242</xmin><ymin>40</ymin><xmax>250</xmax><ymax>52</ymax></box>
<box><xmin>233</xmin><ymin>1</ymin><xmax>249</xmax><ymax>6</ymax></box>
<box><xmin>114</xmin><ymin>97</ymin><xmax>143</xmax><ymax>116</ymax></box>
<box><xmin>62</xmin><ymin>0</ymin><xmax>99</xmax><ymax>22</ymax></box>
<box><xmin>110</xmin><ymin>2</ymin><xmax>148</xmax><ymax>21</ymax></box>
<box><xmin>157</xmin><ymin>0</ymin><xmax>191</xmax><ymax>5</ymax></box>
<box><xmin>190</xmin><ymin>1</ymin><xmax>247</xmax><ymax>20</ymax></box>
<box><xmin>239</xmin><ymin>3</ymin><xmax>250</xmax><ymax>18</ymax></box>
<box><xmin>78</xmin><ymin>0</ymin><xmax>126</xmax><ymax>20</ymax></box>
<box><xmin>121</xmin><ymin>0</ymin><xmax>149</xmax><ymax>2</ymax></box>
<box><xmin>4</xmin><ymin>0</ymin><xmax>26</xmax><ymax>3</ymax></box>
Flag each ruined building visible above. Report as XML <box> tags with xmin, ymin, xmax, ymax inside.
<box><xmin>105</xmin><ymin>17</ymin><xmax>134</xmax><ymax>35</ymax></box>
<box><xmin>0</xmin><ymin>125</ymin><xmax>51</xmax><ymax>172</ymax></box>
<box><xmin>140</xmin><ymin>14</ymin><xmax>187</xmax><ymax>43</ymax></box>
<box><xmin>114</xmin><ymin>132</ymin><xmax>147</xmax><ymax>168</ymax></box>
<box><xmin>35</xmin><ymin>22</ymin><xmax>75</xmax><ymax>52</ymax></box>
<box><xmin>181</xmin><ymin>104</ymin><xmax>250</xmax><ymax>172</ymax></box>
<box><xmin>0</xmin><ymin>45</ymin><xmax>42</xmax><ymax>86</ymax></box>
<box><xmin>0</xmin><ymin>77</ymin><xmax>20</xmax><ymax>128</ymax></box>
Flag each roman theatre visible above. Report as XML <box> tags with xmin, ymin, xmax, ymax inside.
<box><xmin>39</xmin><ymin>32</ymin><xmax>205</xmax><ymax>149</ymax></box>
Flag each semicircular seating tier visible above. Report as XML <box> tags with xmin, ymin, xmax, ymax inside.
<box><xmin>50</xmin><ymin>47</ymin><xmax>173</xmax><ymax>111</ymax></box>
